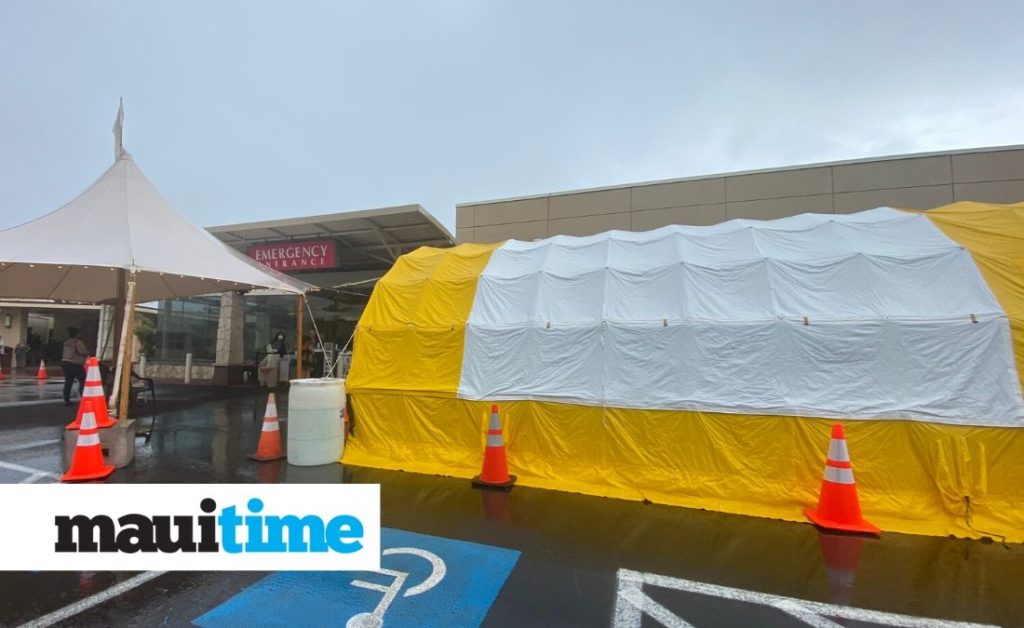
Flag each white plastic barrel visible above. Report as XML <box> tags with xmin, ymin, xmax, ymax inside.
<box><xmin>287</xmin><ymin>378</ymin><xmax>345</xmax><ymax>466</ymax></box>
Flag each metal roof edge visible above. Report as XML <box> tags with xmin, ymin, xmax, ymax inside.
<box><xmin>456</xmin><ymin>144</ymin><xmax>1024</xmax><ymax>208</ymax></box>
<box><xmin>207</xmin><ymin>203</ymin><xmax>452</xmax><ymax>243</ymax></box>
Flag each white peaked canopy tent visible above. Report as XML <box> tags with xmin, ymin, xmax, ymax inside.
<box><xmin>0</xmin><ymin>104</ymin><xmax>313</xmax><ymax>421</ymax></box>
<box><xmin>0</xmin><ymin>152</ymin><xmax>309</xmax><ymax>302</ymax></box>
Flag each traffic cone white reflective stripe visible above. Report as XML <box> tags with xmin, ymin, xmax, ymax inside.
<box><xmin>823</xmin><ymin>436</ymin><xmax>855</xmax><ymax>484</ymax></box>
<box><xmin>828</xmin><ymin>436</ymin><xmax>850</xmax><ymax>464</ymax></box>
<box><xmin>486</xmin><ymin>410</ymin><xmax>505</xmax><ymax>447</ymax></box>
<box><xmin>76</xmin><ymin>431</ymin><xmax>102</xmax><ymax>447</ymax></box>
<box><xmin>82</xmin><ymin>363</ymin><xmax>105</xmax><ymax>398</ymax></box>
<box><xmin>262</xmin><ymin>397</ymin><xmax>279</xmax><ymax>431</ymax></box>
<box><xmin>824</xmin><ymin>466</ymin><xmax>855</xmax><ymax>484</ymax></box>
<box><xmin>82</xmin><ymin>381</ymin><xmax>104</xmax><ymax>397</ymax></box>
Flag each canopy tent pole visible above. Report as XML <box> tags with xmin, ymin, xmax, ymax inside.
<box><xmin>296</xmin><ymin>293</ymin><xmax>304</xmax><ymax>379</ymax></box>
<box><xmin>109</xmin><ymin>269</ymin><xmax>127</xmax><ymax>365</ymax></box>
<box><xmin>109</xmin><ymin>272</ymin><xmax>137</xmax><ymax>422</ymax></box>
<box><xmin>117</xmin><ymin>277</ymin><xmax>138</xmax><ymax>423</ymax></box>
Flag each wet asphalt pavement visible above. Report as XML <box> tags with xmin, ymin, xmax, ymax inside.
<box><xmin>0</xmin><ymin>375</ymin><xmax>1021</xmax><ymax>627</ymax></box>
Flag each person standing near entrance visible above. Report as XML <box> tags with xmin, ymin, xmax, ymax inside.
<box><xmin>270</xmin><ymin>331</ymin><xmax>288</xmax><ymax>357</ymax></box>
<box><xmin>61</xmin><ymin>327</ymin><xmax>89</xmax><ymax>406</ymax></box>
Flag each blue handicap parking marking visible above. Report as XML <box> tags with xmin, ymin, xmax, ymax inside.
<box><xmin>193</xmin><ymin>528</ymin><xmax>521</xmax><ymax>628</ymax></box>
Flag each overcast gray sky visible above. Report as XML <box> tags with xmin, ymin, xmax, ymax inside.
<box><xmin>1</xmin><ymin>1</ymin><xmax>1022</xmax><ymax>233</ymax></box>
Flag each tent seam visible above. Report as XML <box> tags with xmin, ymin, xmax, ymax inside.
<box><xmin>45</xmin><ymin>265</ymin><xmax>76</xmax><ymax>300</ymax></box>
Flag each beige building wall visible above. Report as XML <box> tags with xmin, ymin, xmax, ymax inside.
<box><xmin>455</xmin><ymin>146</ymin><xmax>1024</xmax><ymax>243</ymax></box>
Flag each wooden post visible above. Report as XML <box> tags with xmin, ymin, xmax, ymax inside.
<box><xmin>296</xmin><ymin>293</ymin><xmax>304</xmax><ymax>380</ymax></box>
<box><xmin>109</xmin><ymin>272</ymin><xmax>137</xmax><ymax>423</ymax></box>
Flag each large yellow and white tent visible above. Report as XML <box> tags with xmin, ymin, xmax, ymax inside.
<box><xmin>344</xmin><ymin>201</ymin><xmax>1024</xmax><ymax>542</ymax></box>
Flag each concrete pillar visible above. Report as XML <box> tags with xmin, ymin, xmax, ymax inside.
<box><xmin>0</xmin><ymin>308</ymin><xmax>28</xmax><ymax>372</ymax></box>
<box><xmin>213</xmin><ymin>291</ymin><xmax>246</xmax><ymax>385</ymax></box>
<box><xmin>0</xmin><ymin>308</ymin><xmax>29</xmax><ymax>346</ymax></box>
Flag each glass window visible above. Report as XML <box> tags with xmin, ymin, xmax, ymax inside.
<box><xmin>155</xmin><ymin>297</ymin><xmax>221</xmax><ymax>362</ymax></box>
<box><xmin>152</xmin><ymin>290</ymin><xmax>370</xmax><ymax>370</ymax></box>
<box><xmin>245</xmin><ymin>296</ymin><xmax>297</xmax><ymax>361</ymax></box>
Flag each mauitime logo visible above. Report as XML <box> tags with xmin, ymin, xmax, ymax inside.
<box><xmin>1</xmin><ymin>485</ymin><xmax>380</xmax><ymax>571</ymax></box>
<box><xmin>55</xmin><ymin>497</ymin><xmax>365</xmax><ymax>555</ymax></box>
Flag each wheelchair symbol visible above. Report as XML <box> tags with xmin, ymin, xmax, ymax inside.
<box><xmin>345</xmin><ymin>547</ymin><xmax>447</xmax><ymax>628</ymax></box>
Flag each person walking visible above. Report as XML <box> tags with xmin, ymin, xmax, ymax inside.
<box><xmin>61</xmin><ymin>327</ymin><xmax>90</xmax><ymax>406</ymax></box>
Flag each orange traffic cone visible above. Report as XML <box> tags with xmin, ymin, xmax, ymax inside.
<box><xmin>37</xmin><ymin>360</ymin><xmax>48</xmax><ymax>380</ymax></box>
<box><xmin>250</xmin><ymin>393</ymin><xmax>285</xmax><ymax>461</ymax></box>
<box><xmin>472</xmin><ymin>405</ymin><xmax>515</xmax><ymax>490</ymax></box>
<box><xmin>67</xmin><ymin>358</ymin><xmax>116</xmax><ymax>430</ymax></box>
<box><xmin>805</xmin><ymin>424</ymin><xmax>880</xmax><ymax>535</ymax></box>
<box><xmin>61</xmin><ymin>409</ymin><xmax>114</xmax><ymax>482</ymax></box>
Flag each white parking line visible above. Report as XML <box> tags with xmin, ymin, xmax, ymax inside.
<box><xmin>0</xmin><ymin>461</ymin><xmax>60</xmax><ymax>480</ymax></box>
<box><xmin>0</xmin><ymin>399</ymin><xmax>66</xmax><ymax>408</ymax></box>
<box><xmin>0</xmin><ymin>439</ymin><xmax>60</xmax><ymax>454</ymax></box>
<box><xmin>616</xmin><ymin>585</ymin><xmax>694</xmax><ymax>627</ymax></box>
<box><xmin>18</xmin><ymin>571</ymin><xmax>167</xmax><ymax>628</ymax></box>
<box><xmin>614</xmin><ymin>569</ymin><xmax>1000</xmax><ymax>628</ymax></box>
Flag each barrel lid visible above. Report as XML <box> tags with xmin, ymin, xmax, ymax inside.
<box><xmin>288</xmin><ymin>378</ymin><xmax>345</xmax><ymax>387</ymax></box>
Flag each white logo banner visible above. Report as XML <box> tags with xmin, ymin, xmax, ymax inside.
<box><xmin>0</xmin><ymin>484</ymin><xmax>380</xmax><ymax>571</ymax></box>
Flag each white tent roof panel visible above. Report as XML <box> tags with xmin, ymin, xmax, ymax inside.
<box><xmin>0</xmin><ymin>154</ymin><xmax>312</xmax><ymax>302</ymax></box>
<box><xmin>459</xmin><ymin>208</ymin><xmax>1024</xmax><ymax>426</ymax></box>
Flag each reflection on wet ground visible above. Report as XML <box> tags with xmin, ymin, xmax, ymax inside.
<box><xmin>0</xmin><ymin>385</ymin><xmax>1019</xmax><ymax>627</ymax></box>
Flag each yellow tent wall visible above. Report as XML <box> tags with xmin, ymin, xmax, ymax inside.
<box><xmin>923</xmin><ymin>202</ymin><xmax>1024</xmax><ymax>396</ymax></box>
<box><xmin>344</xmin><ymin>203</ymin><xmax>1024</xmax><ymax>542</ymax></box>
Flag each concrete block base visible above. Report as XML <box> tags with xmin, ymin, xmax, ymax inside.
<box><xmin>63</xmin><ymin>420</ymin><xmax>136</xmax><ymax>471</ymax></box>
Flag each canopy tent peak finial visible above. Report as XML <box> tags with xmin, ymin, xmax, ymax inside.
<box><xmin>113</xmin><ymin>98</ymin><xmax>126</xmax><ymax>161</ymax></box>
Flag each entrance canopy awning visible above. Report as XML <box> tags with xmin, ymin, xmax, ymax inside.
<box><xmin>208</xmin><ymin>204</ymin><xmax>454</xmax><ymax>273</ymax></box>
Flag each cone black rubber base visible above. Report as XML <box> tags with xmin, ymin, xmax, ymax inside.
<box><xmin>472</xmin><ymin>474</ymin><xmax>516</xmax><ymax>491</ymax></box>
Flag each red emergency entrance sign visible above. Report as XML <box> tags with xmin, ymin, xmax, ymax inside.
<box><xmin>248</xmin><ymin>240</ymin><xmax>336</xmax><ymax>271</ymax></box>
